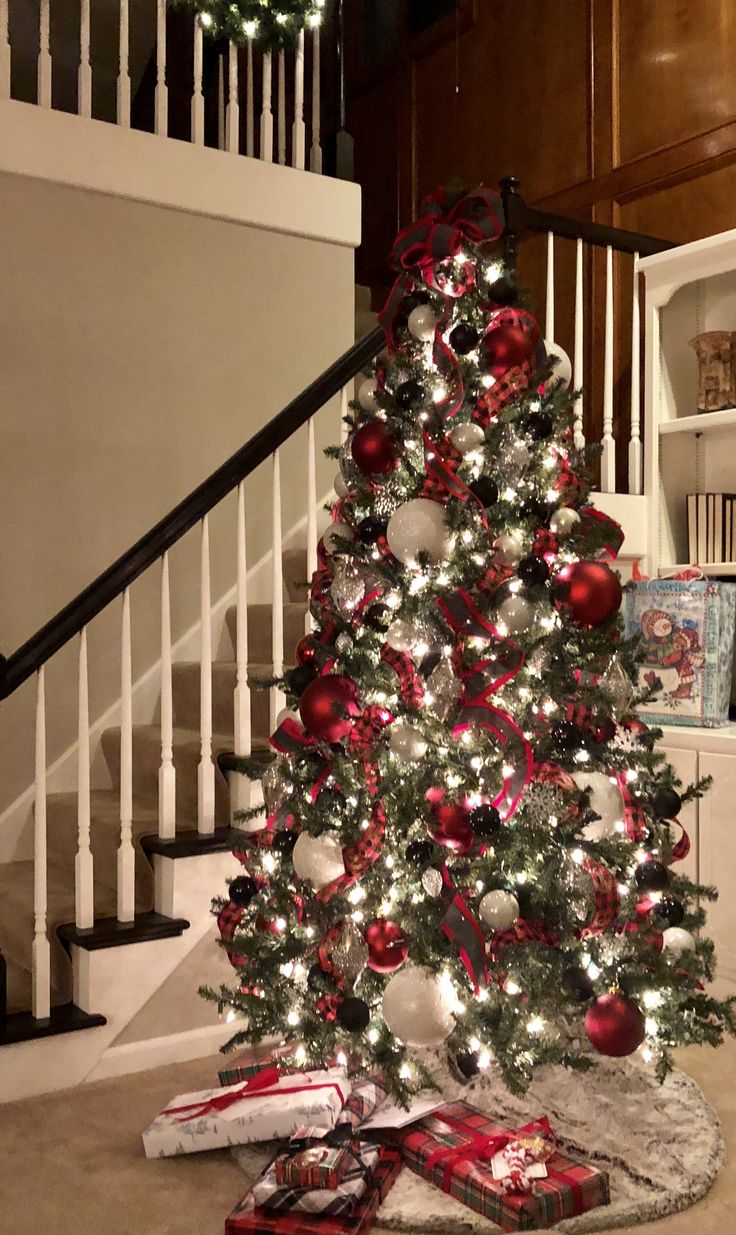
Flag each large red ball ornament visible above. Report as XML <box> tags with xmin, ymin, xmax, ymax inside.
<box><xmin>480</xmin><ymin>324</ymin><xmax>535</xmax><ymax>377</ymax></box>
<box><xmin>427</xmin><ymin>802</ymin><xmax>476</xmax><ymax>854</ymax></box>
<box><xmin>299</xmin><ymin>675</ymin><xmax>360</xmax><ymax>743</ymax></box>
<box><xmin>364</xmin><ymin>919</ymin><xmax>409</xmax><ymax>974</ymax></box>
<box><xmin>351</xmin><ymin>422</ymin><xmax>399</xmax><ymax>476</ymax></box>
<box><xmin>584</xmin><ymin>993</ymin><xmax>646</xmax><ymax>1057</ymax></box>
<box><xmin>554</xmin><ymin>561</ymin><xmax>622</xmax><ymax>628</ymax></box>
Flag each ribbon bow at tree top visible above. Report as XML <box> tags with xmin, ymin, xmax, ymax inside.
<box><xmin>169</xmin><ymin>0</ymin><xmax>328</xmax><ymax>51</ymax></box>
<box><xmin>391</xmin><ymin>186</ymin><xmax>506</xmax><ymax>274</ymax></box>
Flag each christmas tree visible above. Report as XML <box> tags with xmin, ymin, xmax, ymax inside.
<box><xmin>206</xmin><ymin>186</ymin><xmax>736</xmax><ymax>1099</ymax></box>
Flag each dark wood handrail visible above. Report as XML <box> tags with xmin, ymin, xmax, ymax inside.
<box><xmin>0</xmin><ymin>326</ymin><xmax>385</xmax><ymax>699</ymax></box>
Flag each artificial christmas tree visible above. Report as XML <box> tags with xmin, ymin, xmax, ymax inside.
<box><xmin>204</xmin><ymin>186</ymin><xmax>735</xmax><ymax>1100</ymax></box>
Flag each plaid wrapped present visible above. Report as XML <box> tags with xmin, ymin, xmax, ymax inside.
<box><xmin>253</xmin><ymin>1141</ymin><xmax>381</xmax><ymax>1214</ymax></box>
<box><xmin>274</xmin><ymin>1075</ymin><xmax>388</xmax><ymax>1190</ymax></box>
<box><xmin>225</xmin><ymin>1145</ymin><xmax>402</xmax><ymax>1235</ymax></box>
<box><xmin>388</xmin><ymin>1101</ymin><xmax>609</xmax><ymax>1232</ymax></box>
<box><xmin>218</xmin><ymin>1048</ymin><xmax>298</xmax><ymax>1089</ymax></box>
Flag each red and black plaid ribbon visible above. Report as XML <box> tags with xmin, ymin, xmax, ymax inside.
<box><xmin>578</xmin><ymin>505</ymin><xmax>624</xmax><ymax>562</ymax></box>
<box><xmin>380</xmin><ymin>644</ymin><xmax>425</xmax><ymax>707</ymax></box>
<box><xmin>489</xmin><ymin>918</ymin><xmax>559</xmax><ymax>960</ymax></box>
<box><xmin>441</xmin><ymin>892</ymin><xmax>489</xmax><ymax>994</ymax></box>
<box><xmin>612</xmin><ymin>771</ymin><xmax>648</xmax><ymax>842</ymax></box>
<box><xmin>580</xmin><ymin>858</ymin><xmax>620</xmax><ymax>936</ymax></box>
<box><xmin>315</xmin><ymin>800</ymin><xmax>387</xmax><ymax>903</ymax></box>
<box><xmin>420</xmin><ymin>431</ymin><xmax>490</xmax><ymax>527</ymax></box>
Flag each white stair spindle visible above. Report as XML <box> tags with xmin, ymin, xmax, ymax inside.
<box><xmin>270</xmin><ymin>451</ymin><xmax>286</xmax><ymax>730</ymax></box>
<box><xmin>158</xmin><ymin>552</ymin><xmax>176</xmax><ymax>839</ymax></box>
<box><xmin>191</xmin><ymin>19</ymin><xmax>204</xmax><ymax>145</ymax></box>
<box><xmin>292</xmin><ymin>28</ymin><xmax>305</xmax><ymax>170</ymax></box>
<box><xmin>78</xmin><ymin>0</ymin><xmax>92</xmax><ymax>117</ymax></box>
<box><xmin>277</xmin><ymin>49</ymin><xmax>286</xmax><ymax>164</ymax></box>
<box><xmin>573</xmin><ymin>237</ymin><xmax>585</xmax><ymax>450</ymax></box>
<box><xmin>226</xmin><ymin>41</ymin><xmax>239</xmax><ymax>154</ymax></box>
<box><xmin>340</xmin><ymin>384</ymin><xmax>349</xmax><ymax>444</ymax></box>
<box><xmin>198</xmin><ymin>516</ymin><xmax>215</xmax><ymax>834</ymax></box>
<box><xmin>118</xmin><ymin>588</ymin><xmax>135</xmax><ymax>922</ymax></box>
<box><xmin>217</xmin><ymin>53</ymin><xmax>225</xmax><ymax>149</ymax></box>
<box><xmin>544</xmin><ymin>231</ymin><xmax>554</xmax><ymax>341</ymax></box>
<box><xmin>75</xmin><ymin>628</ymin><xmax>94</xmax><ymax>929</ymax></box>
<box><xmin>309</xmin><ymin>24</ymin><xmax>322</xmax><ymax>173</ymax></box>
<box><xmin>0</xmin><ymin>0</ymin><xmax>10</xmax><ymax>100</ymax></box>
<box><xmin>601</xmin><ymin>244</ymin><xmax>616</xmax><ymax>492</ymax></box>
<box><xmin>117</xmin><ymin>0</ymin><xmax>131</xmax><ymax>126</ymax></box>
<box><xmin>629</xmin><ymin>252</ymin><xmax>642</xmax><ymax>495</ymax></box>
<box><xmin>246</xmin><ymin>40</ymin><xmax>254</xmax><ymax>156</ymax></box>
<box><xmin>260</xmin><ymin>51</ymin><xmax>273</xmax><ymax>161</ymax></box>
<box><xmin>38</xmin><ymin>0</ymin><xmax>52</xmax><ymax>108</ymax></box>
<box><xmin>306</xmin><ymin>417</ymin><xmax>318</xmax><ymax>634</ymax></box>
<box><xmin>155</xmin><ymin>0</ymin><xmax>168</xmax><ymax>136</ymax></box>
<box><xmin>234</xmin><ymin>482</ymin><xmax>252</xmax><ymax>759</ymax></box>
<box><xmin>32</xmin><ymin>667</ymin><xmax>50</xmax><ymax>1021</ymax></box>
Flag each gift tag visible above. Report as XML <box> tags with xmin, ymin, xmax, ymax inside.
<box><xmin>491</xmin><ymin>1154</ymin><xmax>548</xmax><ymax>1182</ymax></box>
<box><xmin>361</xmin><ymin>1094</ymin><xmax>446</xmax><ymax>1131</ymax></box>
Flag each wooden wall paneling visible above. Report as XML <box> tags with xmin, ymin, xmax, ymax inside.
<box><xmin>617</xmin><ymin>162</ymin><xmax>736</xmax><ymax>248</ymax></box>
<box><xmin>350</xmin><ymin>73</ymin><xmax>401</xmax><ymax>287</ymax></box>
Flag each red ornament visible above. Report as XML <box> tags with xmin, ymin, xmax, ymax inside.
<box><xmin>554</xmin><ymin>560</ymin><xmax>622</xmax><ymax>628</ymax></box>
<box><xmin>351</xmin><ymin>422</ymin><xmax>399</xmax><ymax>476</ymax></box>
<box><xmin>584</xmin><ymin>993</ymin><xmax>646</xmax><ymax>1057</ymax></box>
<box><xmin>480</xmin><ymin>324</ymin><xmax>535</xmax><ymax>377</ymax></box>
<box><xmin>295</xmin><ymin>636</ymin><xmax>318</xmax><ymax>666</ymax></box>
<box><xmin>299</xmin><ymin>674</ymin><xmax>360</xmax><ymax>743</ymax></box>
<box><xmin>427</xmin><ymin>801</ymin><xmax>475</xmax><ymax>854</ymax></box>
<box><xmin>364</xmin><ymin>919</ymin><xmax>409</xmax><ymax>973</ymax></box>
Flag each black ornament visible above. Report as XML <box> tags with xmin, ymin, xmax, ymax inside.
<box><xmin>487</xmin><ymin>275</ymin><xmax>518</xmax><ymax>306</ymax></box>
<box><xmin>513</xmin><ymin>881</ymin><xmax>534</xmax><ymax>919</ymax></box>
<box><xmin>453</xmin><ymin>1049</ymin><xmax>480</xmax><ymax>1081</ymax></box>
<box><xmin>406</xmin><ymin>839</ymin><xmax>434</xmax><ymax>866</ymax></box>
<box><xmin>357</xmin><ymin>517</ymin><xmax>388</xmax><ymax>544</ymax></box>
<box><xmin>469</xmin><ymin>804</ymin><xmax>501</xmax><ymax>837</ymax></box>
<box><xmin>634</xmin><ymin>859</ymin><xmax>670</xmax><ymax>893</ymax></box>
<box><xmin>652</xmin><ymin>786</ymin><xmax>682</xmax><ymax>819</ymax></box>
<box><xmin>449</xmin><ymin>322</ymin><xmax>480</xmax><ymax>355</ymax></box>
<box><xmin>551</xmin><ymin>720</ymin><xmax>585</xmax><ymax>751</ymax></box>
<box><xmin>418</xmin><ymin>651</ymin><xmax>442</xmax><ymax>678</ymax></box>
<box><xmin>362</xmin><ymin>604</ymin><xmax>391</xmax><ymax>633</ymax></box>
<box><xmin>307</xmin><ymin>962</ymin><xmax>336</xmax><ymax>993</ymax></box>
<box><xmin>562</xmin><ymin>965</ymin><xmax>595</xmax><ymax>1002</ymax></box>
<box><xmin>517</xmin><ymin>497</ymin><xmax>549</xmax><ymax>524</ymax></box>
<box><xmin>654</xmin><ymin>894</ymin><xmax>685</xmax><ymax>928</ymax></box>
<box><xmin>336</xmin><ymin>996</ymin><xmax>371</xmax><ymax>1033</ymax></box>
<box><xmin>517</xmin><ymin>555</ymin><xmax>550</xmax><ymax>587</ymax></box>
<box><xmin>469</xmin><ymin>477</ymin><xmax>499</xmax><ymax>508</ymax></box>
<box><xmin>395</xmin><ymin>379</ymin><xmax>426</xmax><ymax>410</ymax></box>
<box><xmin>526</xmin><ymin>412</ymin><xmax>554</xmax><ymax>441</ymax></box>
<box><xmin>288</xmin><ymin>664</ymin><xmax>320</xmax><ymax>696</ymax></box>
<box><xmin>228</xmin><ymin>875</ymin><xmax>258</xmax><ymax>907</ymax></box>
<box><xmin>272</xmin><ymin>830</ymin><xmax>298</xmax><ymax>857</ymax></box>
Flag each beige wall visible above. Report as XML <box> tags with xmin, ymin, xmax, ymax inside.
<box><xmin>0</xmin><ymin>170</ymin><xmax>355</xmax><ymax>831</ymax></box>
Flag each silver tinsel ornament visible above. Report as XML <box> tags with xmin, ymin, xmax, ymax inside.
<box><xmin>332</xmin><ymin>920</ymin><xmax>369</xmax><ymax>989</ymax></box>
<box><xmin>335</xmin><ymin>631</ymin><xmax>353</xmax><ymax>655</ymax></box>
<box><xmin>262</xmin><ymin>758</ymin><xmax>287</xmax><ymax>812</ymax></box>
<box><xmin>600</xmin><ymin>655</ymin><xmax>635</xmax><ymax>721</ymax></box>
<box><xmin>498</xmin><ymin>436</ymin><xmax>530</xmax><ymax>485</ymax></box>
<box><xmin>426</xmin><ymin>657</ymin><xmax>460</xmax><ymax>720</ymax></box>
<box><xmin>562</xmin><ymin>862</ymin><xmax>595</xmax><ymax>924</ymax></box>
<box><xmin>339</xmin><ymin>441</ymin><xmax>361</xmax><ymax>488</ymax></box>
<box><xmin>422</xmin><ymin>867</ymin><xmax>443</xmax><ymax>898</ymax></box>
<box><xmin>331</xmin><ymin>561</ymin><xmax>365</xmax><ymax>616</ymax></box>
<box><xmin>370</xmin><ymin>472</ymin><xmax>408</xmax><ymax>521</ymax></box>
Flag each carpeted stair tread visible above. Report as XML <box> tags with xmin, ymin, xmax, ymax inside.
<box><xmin>172</xmin><ymin>660</ymin><xmax>290</xmax><ymax>735</ymax></box>
<box><xmin>281</xmin><ymin>548</ymin><xmax>309</xmax><ymax>601</ymax></box>
<box><xmin>45</xmin><ymin>788</ymin><xmax>159</xmax><ymax>898</ymax></box>
<box><xmin>226</xmin><ymin>602</ymin><xmax>307</xmax><ymax>662</ymax></box>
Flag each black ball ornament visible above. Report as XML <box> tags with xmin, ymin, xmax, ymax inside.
<box><xmin>634</xmin><ymin>860</ymin><xmax>670</xmax><ymax>893</ymax></box>
<box><xmin>517</xmin><ymin>555</ymin><xmax>550</xmax><ymax>586</ymax></box>
<box><xmin>517</xmin><ymin>497</ymin><xmax>549</xmax><ymax>524</ymax></box>
<box><xmin>228</xmin><ymin>875</ymin><xmax>258</xmax><ymax>907</ymax></box>
<box><xmin>487</xmin><ymin>275</ymin><xmax>518</xmax><ymax>306</ymax></box>
<box><xmin>362</xmin><ymin>604</ymin><xmax>392</xmax><ymax>632</ymax></box>
<box><xmin>453</xmin><ymin>1049</ymin><xmax>480</xmax><ymax>1080</ymax></box>
<box><xmin>526</xmin><ymin>411</ymin><xmax>554</xmax><ymax>441</ymax></box>
<box><xmin>336</xmin><ymin>996</ymin><xmax>371</xmax><ymax>1033</ymax></box>
<box><xmin>551</xmin><ymin>720</ymin><xmax>585</xmax><ymax>751</ymax></box>
<box><xmin>272</xmin><ymin>830</ymin><xmax>299</xmax><ymax>857</ymax></box>
<box><xmin>652</xmin><ymin>786</ymin><xmax>682</xmax><ymax>819</ymax></box>
<box><xmin>469</xmin><ymin>804</ymin><xmax>501</xmax><ymax>837</ymax></box>
<box><xmin>449</xmin><ymin>322</ymin><xmax>480</xmax><ymax>356</ymax></box>
<box><xmin>307</xmin><ymin>962</ymin><xmax>337</xmax><ymax>993</ymax></box>
<box><xmin>288</xmin><ymin>664</ymin><xmax>320</xmax><ymax>697</ymax></box>
<box><xmin>357</xmin><ymin>517</ymin><xmax>388</xmax><ymax>544</ymax></box>
<box><xmin>406</xmin><ymin>839</ymin><xmax>434</xmax><ymax>866</ymax></box>
<box><xmin>469</xmin><ymin>477</ymin><xmax>499</xmax><ymax>508</ymax></box>
<box><xmin>562</xmin><ymin>965</ymin><xmax>595</xmax><ymax>1002</ymax></box>
<box><xmin>395</xmin><ymin>379</ymin><xmax>426</xmax><ymax>410</ymax></box>
<box><xmin>654</xmin><ymin>894</ymin><xmax>685</xmax><ymax>928</ymax></box>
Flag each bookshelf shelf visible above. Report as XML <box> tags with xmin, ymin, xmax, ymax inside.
<box><xmin>659</xmin><ymin>408</ymin><xmax>736</xmax><ymax>435</ymax></box>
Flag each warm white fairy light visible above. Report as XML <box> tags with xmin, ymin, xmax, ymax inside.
<box><xmin>295</xmin><ymin>1045</ymin><xmax>307</xmax><ymax>1061</ymax></box>
<box><xmin>626</xmin><ymin>769</ymin><xmax>638</xmax><ymax>783</ymax></box>
<box><xmin>352</xmin><ymin>910</ymin><xmax>364</xmax><ymax>923</ymax></box>
<box><xmin>348</xmin><ymin>885</ymin><xmax>365</xmax><ymax>904</ymax></box>
<box><xmin>399</xmin><ymin>1062</ymin><xmax>413</xmax><ymax>1080</ymax></box>
<box><xmin>368</xmin><ymin>1028</ymin><xmax>379</xmax><ymax>1044</ymax></box>
<box><xmin>336</xmin><ymin>1051</ymin><xmax>348</xmax><ymax>1066</ymax></box>
<box><xmin>243</xmin><ymin>19</ymin><xmax>258</xmax><ymax>36</ymax></box>
<box><xmin>478</xmin><ymin>1048</ymin><xmax>492</xmax><ymax>1068</ymax></box>
<box><xmin>481</xmin><ymin>374</ymin><xmax>496</xmax><ymax>389</ymax></box>
<box><xmin>574</xmin><ymin>749</ymin><xmax>591</xmax><ymax>763</ymax></box>
<box><xmin>571</xmin><ymin>848</ymin><xmax>585</xmax><ymax>865</ymax></box>
<box><xmin>586</xmin><ymin>961</ymin><xmax>601</xmax><ymax>980</ymax></box>
<box><xmin>433</xmin><ymin>385</ymin><xmax>448</xmax><ymax>403</ymax></box>
<box><xmin>276</xmin><ymin>917</ymin><xmax>287</xmax><ymax>931</ymax></box>
<box><xmin>643</xmin><ymin>990</ymin><xmax>663</xmax><ymax>1009</ymax></box>
<box><xmin>527</xmin><ymin>1015</ymin><xmax>545</xmax><ymax>1035</ymax></box>
<box><xmin>199</xmin><ymin>11</ymin><xmax>213</xmax><ymax>26</ymax></box>
<box><xmin>280</xmin><ymin>961</ymin><xmax>294</xmax><ymax>978</ymax></box>
<box><xmin>262</xmin><ymin>852</ymin><xmax>276</xmax><ymax>873</ymax></box>
<box><xmin>505</xmin><ymin>978</ymin><xmax>521</xmax><ymax>995</ymax></box>
<box><xmin>645</xmin><ymin>1017</ymin><xmax>659</xmax><ymax>1037</ymax></box>
<box><xmin>287</xmin><ymin>1010</ymin><xmax>300</xmax><ymax>1026</ymax></box>
<box><xmin>226</xmin><ymin>1009</ymin><xmax>237</xmax><ymax>1023</ymax></box>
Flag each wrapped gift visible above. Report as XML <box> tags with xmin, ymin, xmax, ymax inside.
<box><xmin>624</xmin><ymin>573</ymin><xmax>736</xmax><ymax>727</ymax></box>
<box><xmin>142</xmin><ymin>1067</ymin><xmax>349</xmax><ymax>1160</ymax></box>
<box><xmin>253</xmin><ymin>1141</ymin><xmax>381</xmax><ymax>1214</ymax></box>
<box><xmin>219</xmin><ymin>1049</ymin><xmax>296</xmax><ymax>1089</ymax></box>
<box><xmin>389</xmin><ymin>1101</ymin><xmax>609</xmax><ymax>1232</ymax></box>
<box><xmin>225</xmin><ymin>1145</ymin><xmax>402</xmax><ymax>1235</ymax></box>
<box><xmin>274</xmin><ymin>1075</ymin><xmax>388</xmax><ymax>1190</ymax></box>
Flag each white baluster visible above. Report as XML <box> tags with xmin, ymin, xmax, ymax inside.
<box><xmin>234</xmin><ymin>482</ymin><xmax>252</xmax><ymax>759</ymax></box>
<box><xmin>573</xmin><ymin>237</ymin><xmax>585</xmax><ymax>450</ymax></box>
<box><xmin>292</xmin><ymin>28</ymin><xmax>305</xmax><ymax>170</ymax></box>
<box><xmin>117</xmin><ymin>0</ymin><xmax>130</xmax><ymax>126</ymax></box>
<box><xmin>217</xmin><ymin>53</ymin><xmax>225</xmax><ymax>150</ymax></box>
<box><xmin>191</xmin><ymin>19</ymin><xmax>204</xmax><ymax>145</ymax></box>
<box><xmin>78</xmin><ymin>0</ymin><xmax>92</xmax><ymax>118</ymax></box>
<box><xmin>270</xmin><ymin>451</ymin><xmax>286</xmax><ymax>730</ymax></box>
<box><xmin>198</xmin><ymin>516</ymin><xmax>215</xmax><ymax>834</ymax></box>
<box><xmin>277</xmin><ymin>49</ymin><xmax>286</xmax><ymax>165</ymax></box>
<box><xmin>601</xmin><ymin>244</ymin><xmax>616</xmax><ymax>493</ymax></box>
<box><xmin>260</xmin><ymin>50</ymin><xmax>273</xmax><ymax>161</ymax></box>
<box><xmin>32</xmin><ymin>667</ymin><xmax>50</xmax><ymax>1021</ymax></box>
<box><xmin>159</xmin><ymin>552</ymin><xmax>176</xmax><ymax>839</ymax></box>
<box><xmin>544</xmin><ymin>231</ymin><xmax>554</xmax><ymax>341</ymax></box>
<box><xmin>309</xmin><ymin>24</ymin><xmax>322</xmax><ymax>173</ymax></box>
<box><xmin>340</xmin><ymin>384</ymin><xmax>350</xmax><ymax>443</ymax></box>
<box><xmin>76</xmin><ymin>628</ymin><xmax>94</xmax><ymax>929</ymax></box>
<box><xmin>155</xmin><ymin>0</ymin><xmax>168</xmax><ymax>136</ymax></box>
<box><xmin>306</xmin><ymin>417</ymin><xmax>317</xmax><ymax>634</ymax></box>
<box><xmin>246</xmin><ymin>40</ymin><xmax>254</xmax><ymax>157</ymax></box>
<box><xmin>227</xmin><ymin>41</ymin><xmax>239</xmax><ymax>154</ymax></box>
<box><xmin>629</xmin><ymin>253</ymin><xmax>642</xmax><ymax>495</ymax></box>
<box><xmin>38</xmin><ymin>0</ymin><xmax>52</xmax><ymax>108</ymax></box>
<box><xmin>118</xmin><ymin>588</ymin><xmax>135</xmax><ymax>922</ymax></box>
<box><xmin>0</xmin><ymin>0</ymin><xmax>10</xmax><ymax>101</ymax></box>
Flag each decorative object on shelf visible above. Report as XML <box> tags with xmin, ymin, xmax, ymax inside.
<box><xmin>624</xmin><ymin>570</ymin><xmax>736</xmax><ymax>727</ymax></box>
<box><xmin>689</xmin><ymin>330</ymin><xmax>736</xmax><ymax>413</ymax></box>
<box><xmin>168</xmin><ymin>1</ymin><xmax>328</xmax><ymax>51</ymax></box>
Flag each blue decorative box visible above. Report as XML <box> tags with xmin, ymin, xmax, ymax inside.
<box><xmin>624</xmin><ymin>577</ymin><xmax>736</xmax><ymax>727</ymax></box>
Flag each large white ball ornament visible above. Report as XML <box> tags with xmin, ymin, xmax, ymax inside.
<box><xmin>479</xmin><ymin>890</ymin><xmax>520</xmax><ymax>931</ymax></box>
<box><xmin>450</xmin><ymin>422</ymin><xmax>485</xmax><ymax>455</ymax></box>
<box><xmin>323</xmin><ymin>522</ymin><xmax>355</xmax><ymax>553</ymax></box>
<box><xmin>549</xmin><ymin>507</ymin><xmax>581</xmax><ymax>538</ymax></box>
<box><xmin>387</xmin><ymin>499</ymin><xmax>454</xmax><ymax>565</ymax></box>
<box><xmin>389</xmin><ymin>722</ymin><xmax>428</xmax><ymax>763</ymax></box>
<box><xmin>334</xmin><ymin>472</ymin><xmax>350</xmax><ymax>498</ymax></box>
<box><xmin>497</xmin><ymin>594</ymin><xmax>534</xmax><ymax>635</ymax></box>
<box><xmin>358</xmin><ymin>379</ymin><xmax>379</xmax><ymax>412</ymax></box>
<box><xmin>494</xmin><ymin>530</ymin><xmax>525</xmax><ymax>565</ymax></box>
<box><xmin>407</xmin><ymin>305</ymin><xmax>439</xmax><ymax>342</ymax></box>
<box><xmin>662</xmin><ymin>927</ymin><xmax>696</xmax><ymax>957</ymax></box>
<box><xmin>573</xmin><ymin>771</ymin><xmax>624</xmax><ymax>841</ymax></box>
<box><xmin>385</xmin><ymin>618</ymin><xmax>418</xmax><ymax>653</ymax></box>
<box><xmin>543</xmin><ymin>339</ymin><xmax>572</xmax><ymax>390</ymax></box>
<box><xmin>292</xmin><ymin>830</ymin><xmax>345</xmax><ymax>890</ymax></box>
<box><xmin>382</xmin><ymin>965</ymin><xmax>455</xmax><ymax>1046</ymax></box>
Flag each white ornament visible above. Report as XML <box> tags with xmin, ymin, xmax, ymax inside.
<box><xmin>497</xmin><ymin>594</ymin><xmax>534</xmax><ymax>635</ymax></box>
<box><xmin>358</xmin><ymin>379</ymin><xmax>379</xmax><ymax>412</ymax></box>
<box><xmin>407</xmin><ymin>305</ymin><xmax>439</xmax><ymax>342</ymax></box>
<box><xmin>494</xmin><ymin>530</ymin><xmax>525</xmax><ymax>565</ymax></box>
<box><xmin>382</xmin><ymin>965</ymin><xmax>455</xmax><ymax>1046</ymax></box>
<box><xmin>334</xmin><ymin>472</ymin><xmax>350</xmax><ymax>499</ymax></box>
<box><xmin>292</xmin><ymin>830</ymin><xmax>345</xmax><ymax>890</ymax></box>
<box><xmin>543</xmin><ymin>339</ymin><xmax>572</xmax><ymax>390</ymax></box>
<box><xmin>389</xmin><ymin>722</ymin><xmax>428</xmax><ymax>763</ymax></box>
<box><xmin>450</xmin><ymin>422</ymin><xmax>485</xmax><ymax>455</ymax></box>
<box><xmin>387</xmin><ymin>498</ymin><xmax>454</xmax><ymax>565</ymax></box>
<box><xmin>386</xmin><ymin>618</ymin><xmax>418</xmax><ymax>653</ymax></box>
<box><xmin>479</xmin><ymin>890</ymin><xmax>519</xmax><ymax>931</ymax></box>
<box><xmin>662</xmin><ymin>927</ymin><xmax>696</xmax><ymax>957</ymax></box>
<box><xmin>275</xmin><ymin>707</ymin><xmax>303</xmax><ymax>730</ymax></box>
<box><xmin>323</xmin><ymin>522</ymin><xmax>355</xmax><ymax>553</ymax></box>
<box><xmin>573</xmin><ymin>771</ymin><xmax>624</xmax><ymax>841</ymax></box>
<box><xmin>549</xmin><ymin>507</ymin><xmax>581</xmax><ymax>538</ymax></box>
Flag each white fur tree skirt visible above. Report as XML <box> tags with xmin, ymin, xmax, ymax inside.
<box><xmin>233</xmin><ymin>1053</ymin><xmax>723</xmax><ymax>1231</ymax></box>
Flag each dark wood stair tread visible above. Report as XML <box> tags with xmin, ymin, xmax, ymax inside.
<box><xmin>0</xmin><ymin>1003</ymin><xmax>107</xmax><ymax>1047</ymax></box>
<box><xmin>57</xmin><ymin>911</ymin><xmax>190</xmax><ymax>952</ymax></box>
<box><xmin>140</xmin><ymin>826</ymin><xmax>248</xmax><ymax>859</ymax></box>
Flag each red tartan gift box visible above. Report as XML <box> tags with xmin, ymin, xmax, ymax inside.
<box><xmin>274</xmin><ymin>1075</ymin><xmax>388</xmax><ymax>1190</ymax></box>
<box><xmin>389</xmin><ymin>1101</ymin><xmax>609</xmax><ymax>1232</ymax></box>
<box><xmin>224</xmin><ymin>1144</ymin><xmax>402</xmax><ymax>1235</ymax></box>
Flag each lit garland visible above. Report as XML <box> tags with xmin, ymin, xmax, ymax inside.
<box><xmin>168</xmin><ymin>0</ymin><xmax>326</xmax><ymax>50</ymax></box>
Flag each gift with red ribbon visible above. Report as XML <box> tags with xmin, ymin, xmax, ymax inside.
<box><xmin>386</xmin><ymin>1101</ymin><xmax>609</xmax><ymax>1231</ymax></box>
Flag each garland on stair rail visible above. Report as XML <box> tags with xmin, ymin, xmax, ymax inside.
<box><xmin>168</xmin><ymin>0</ymin><xmax>328</xmax><ymax>50</ymax></box>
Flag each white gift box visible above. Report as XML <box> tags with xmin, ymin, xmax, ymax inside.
<box><xmin>142</xmin><ymin>1067</ymin><xmax>349</xmax><ymax>1159</ymax></box>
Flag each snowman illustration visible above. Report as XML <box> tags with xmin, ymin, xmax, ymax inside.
<box><xmin>638</xmin><ymin>608</ymin><xmax>705</xmax><ymax>703</ymax></box>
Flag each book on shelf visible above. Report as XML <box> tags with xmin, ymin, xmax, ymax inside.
<box><xmin>687</xmin><ymin>492</ymin><xmax>736</xmax><ymax>565</ymax></box>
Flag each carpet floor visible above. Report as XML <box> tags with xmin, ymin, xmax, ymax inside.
<box><xmin>1</xmin><ymin>1039</ymin><xmax>735</xmax><ymax>1235</ymax></box>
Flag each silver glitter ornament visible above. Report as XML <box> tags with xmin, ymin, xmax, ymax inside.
<box><xmin>335</xmin><ymin>632</ymin><xmax>353</xmax><ymax>655</ymax></box>
<box><xmin>331</xmin><ymin>562</ymin><xmax>365</xmax><ymax>616</ymax></box>
<box><xmin>332</xmin><ymin>920</ymin><xmax>369</xmax><ymax>989</ymax></box>
<box><xmin>600</xmin><ymin>656</ymin><xmax>635</xmax><ymax>721</ymax></box>
<box><xmin>426</xmin><ymin>657</ymin><xmax>460</xmax><ymax>720</ymax></box>
<box><xmin>562</xmin><ymin>863</ymin><xmax>595</xmax><ymax>925</ymax></box>
<box><xmin>339</xmin><ymin>441</ymin><xmax>361</xmax><ymax>488</ymax></box>
<box><xmin>422</xmin><ymin>867</ymin><xmax>443</xmax><ymax>898</ymax></box>
<box><xmin>498</xmin><ymin>437</ymin><xmax>530</xmax><ymax>485</ymax></box>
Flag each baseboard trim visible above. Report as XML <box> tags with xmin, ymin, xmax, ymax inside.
<box><xmin>87</xmin><ymin>1021</ymin><xmax>237</xmax><ymax>1083</ymax></box>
